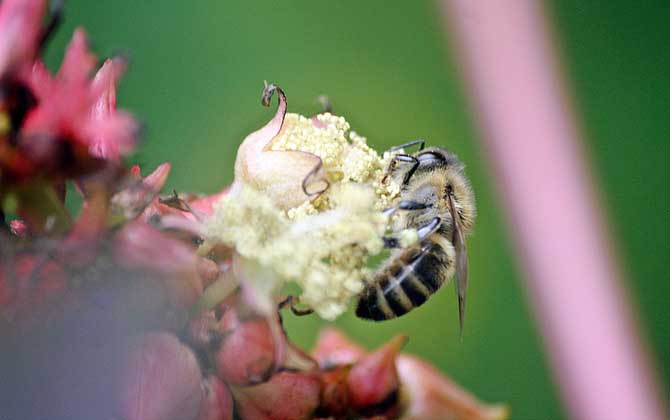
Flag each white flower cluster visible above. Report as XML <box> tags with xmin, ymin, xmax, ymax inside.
<box><xmin>206</xmin><ymin>111</ymin><xmax>402</xmax><ymax>320</ymax></box>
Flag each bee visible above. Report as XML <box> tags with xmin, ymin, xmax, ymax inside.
<box><xmin>355</xmin><ymin>140</ymin><xmax>476</xmax><ymax>334</ymax></box>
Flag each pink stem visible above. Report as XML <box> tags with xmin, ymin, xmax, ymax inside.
<box><xmin>440</xmin><ymin>1</ymin><xmax>666</xmax><ymax>419</ymax></box>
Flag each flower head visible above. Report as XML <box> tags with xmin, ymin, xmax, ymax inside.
<box><xmin>206</xmin><ymin>83</ymin><xmax>402</xmax><ymax>320</ymax></box>
<box><xmin>21</xmin><ymin>29</ymin><xmax>138</xmax><ymax>165</ymax></box>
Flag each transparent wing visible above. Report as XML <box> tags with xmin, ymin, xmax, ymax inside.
<box><xmin>448</xmin><ymin>193</ymin><xmax>468</xmax><ymax>338</ymax></box>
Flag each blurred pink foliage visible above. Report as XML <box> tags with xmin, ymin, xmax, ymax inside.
<box><xmin>441</xmin><ymin>1</ymin><xmax>666</xmax><ymax>419</ymax></box>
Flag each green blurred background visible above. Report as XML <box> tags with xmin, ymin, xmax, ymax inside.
<box><xmin>44</xmin><ymin>1</ymin><xmax>670</xmax><ymax>418</ymax></box>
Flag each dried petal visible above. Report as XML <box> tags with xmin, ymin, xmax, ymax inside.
<box><xmin>197</xmin><ymin>375</ymin><xmax>234</xmax><ymax>420</ymax></box>
<box><xmin>397</xmin><ymin>355</ymin><xmax>509</xmax><ymax>420</ymax></box>
<box><xmin>116</xmin><ymin>332</ymin><xmax>203</xmax><ymax>420</ymax></box>
<box><xmin>233</xmin><ymin>371</ymin><xmax>321</xmax><ymax>420</ymax></box>
<box><xmin>233</xmin><ymin>83</ymin><xmax>326</xmax><ymax>210</ymax></box>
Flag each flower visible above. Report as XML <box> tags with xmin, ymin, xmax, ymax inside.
<box><xmin>205</xmin><ymin>83</ymin><xmax>403</xmax><ymax>320</ymax></box>
<box><xmin>20</xmin><ymin>29</ymin><xmax>138</xmax><ymax>166</ymax></box>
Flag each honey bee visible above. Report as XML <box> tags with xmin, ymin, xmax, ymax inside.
<box><xmin>356</xmin><ymin>140</ymin><xmax>476</xmax><ymax>334</ymax></box>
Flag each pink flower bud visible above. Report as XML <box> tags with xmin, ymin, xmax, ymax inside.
<box><xmin>397</xmin><ymin>355</ymin><xmax>508</xmax><ymax>420</ymax></box>
<box><xmin>347</xmin><ymin>335</ymin><xmax>407</xmax><ymax>418</ymax></box>
<box><xmin>116</xmin><ymin>332</ymin><xmax>203</xmax><ymax>420</ymax></box>
<box><xmin>213</xmin><ymin>308</ymin><xmax>279</xmax><ymax>385</ymax></box>
<box><xmin>115</xmin><ymin>221</ymin><xmax>203</xmax><ymax>308</ymax></box>
<box><xmin>233</xmin><ymin>371</ymin><xmax>321</xmax><ymax>420</ymax></box>
<box><xmin>197</xmin><ymin>375</ymin><xmax>234</xmax><ymax>420</ymax></box>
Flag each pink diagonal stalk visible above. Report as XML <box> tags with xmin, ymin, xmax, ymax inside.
<box><xmin>440</xmin><ymin>1</ymin><xmax>666</xmax><ymax>419</ymax></box>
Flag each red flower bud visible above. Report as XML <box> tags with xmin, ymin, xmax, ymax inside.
<box><xmin>347</xmin><ymin>335</ymin><xmax>407</xmax><ymax>418</ymax></box>
<box><xmin>213</xmin><ymin>308</ymin><xmax>279</xmax><ymax>385</ymax></box>
<box><xmin>197</xmin><ymin>375</ymin><xmax>234</xmax><ymax>420</ymax></box>
<box><xmin>233</xmin><ymin>371</ymin><xmax>321</xmax><ymax>420</ymax></box>
<box><xmin>116</xmin><ymin>332</ymin><xmax>203</xmax><ymax>420</ymax></box>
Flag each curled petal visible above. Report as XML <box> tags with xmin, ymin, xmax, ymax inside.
<box><xmin>116</xmin><ymin>333</ymin><xmax>203</xmax><ymax>420</ymax></box>
<box><xmin>233</xmin><ymin>82</ymin><xmax>327</xmax><ymax>210</ymax></box>
<box><xmin>397</xmin><ymin>355</ymin><xmax>509</xmax><ymax>420</ymax></box>
<box><xmin>347</xmin><ymin>335</ymin><xmax>406</xmax><ymax>417</ymax></box>
<box><xmin>232</xmin><ymin>371</ymin><xmax>321</xmax><ymax>420</ymax></box>
<box><xmin>0</xmin><ymin>0</ymin><xmax>46</xmax><ymax>78</ymax></box>
<box><xmin>313</xmin><ymin>327</ymin><xmax>367</xmax><ymax>368</ymax></box>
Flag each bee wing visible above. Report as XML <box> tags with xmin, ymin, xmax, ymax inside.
<box><xmin>448</xmin><ymin>193</ymin><xmax>468</xmax><ymax>338</ymax></box>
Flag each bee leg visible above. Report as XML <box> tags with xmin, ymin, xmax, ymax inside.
<box><xmin>390</xmin><ymin>154</ymin><xmax>421</xmax><ymax>185</ymax></box>
<box><xmin>382</xmin><ymin>217</ymin><xmax>440</xmax><ymax>248</ymax></box>
<box><xmin>385</xmin><ymin>139</ymin><xmax>426</xmax><ymax>154</ymax></box>
<box><xmin>416</xmin><ymin>217</ymin><xmax>442</xmax><ymax>240</ymax></box>
<box><xmin>279</xmin><ymin>295</ymin><xmax>314</xmax><ymax>316</ymax></box>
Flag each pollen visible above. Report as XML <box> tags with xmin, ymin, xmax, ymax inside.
<box><xmin>206</xmin><ymin>183</ymin><xmax>387</xmax><ymax>320</ymax></box>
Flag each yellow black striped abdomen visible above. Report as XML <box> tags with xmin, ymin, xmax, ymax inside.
<box><xmin>356</xmin><ymin>235</ymin><xmax>453</xmax><ymax>321</ymax></box>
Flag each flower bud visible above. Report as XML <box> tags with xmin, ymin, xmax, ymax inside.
<box><xmin>347</xmin><ymin>335</ymin><xmax>407</xmax><ymax>418</ymax></box>
<box><xmin>233</xmin><ymin>371</ymin><xmax>321</xmax><ymax>420</ymax></box>
<box><xmin>397</xmin><ymin>355</ymin><xmax>509</xmax><ymax>420</ymax></box>
<box><xmin>213</xmin><ymin>308</ymin><xmax>278</xmax><ymax>385</ymax></box>
<box><xmin>313</xmin><ymin>327</ymin><xmax>367</xmax><ymax>368</ymax></box>
<box><xmin>197</xmin><ymin>375</ymin><xmax>233</xmax><ymax>420</ymax></box>
<box><xmin>115</xmin><ymin>221</ymin><xmax>203</xmax><ymax>308</ymax></box>
<box><xmin>116</xmin><ymin>332</ymin><xmax>203</xmax><ymax>420</ymax></box>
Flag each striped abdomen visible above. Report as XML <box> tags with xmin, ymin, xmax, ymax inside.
<box><xmin>356</xmin><ymin>235</ymin><xmax>454</xmax><ymax>321</ymax></box>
